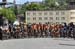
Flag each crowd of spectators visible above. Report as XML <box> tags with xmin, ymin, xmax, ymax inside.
<box><xmin>0</xmin><ymin>22</ymin><xmax>75</xmax><ymax>40</ymax></box>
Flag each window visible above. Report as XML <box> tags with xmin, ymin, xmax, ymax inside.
<box><xmin>44</xmin><ymin>17</ymin><xmax>48</xmax><ymax>20</ymax></box>
<box><xmin>49</xmin><ymin>12</ymin><xmax>53</xmax><ymax>15</ymax></box>
<box><xmin>56</xmin><ymin>12</ymin><xmax>59</xmax><ymax>15</ymax></box>
<box><xmin>33</xmin><ymin>17</ymin><xmax>36</xmax><ymax>20</ymax></box>
<box><xmin>70</xmin><ymin>12</ymin><xmax>75</xmax><ymax>14</ymax></box>
<box><xmin>33</xmin><ymin>13</ymin><xmax>36</xmax><ymax>15</ymax></box>
<box><xmin>39</xmin><ymin>17</ymin><xmax>42</xmax><ymax>20</ymax></box>
<box><xmin>70</xmin><ymin>17</ymin><xmax>75</xmax><ymax>19</ymax></box>
<box><xmin>39</xmin><ymin>13</ymin><xmax>42</xmax><ymax>15</ymax></box>
<box><xmin>49</xmin><ymin>17</ymin><xmax>53</xmax><ymax>20</ymax></box>
<box><xmin>56</xmin><ymin>17</ymin><xmax>59</xmax><ymax>20</ymax></box>
<box><xmin>61</xmin><ymin>12</ymin><xmax>65</xmax><ymax>15</ymax></box>
<box><xmin>27</xmin><ymin>13</ymin><xmax>30</xmax><ymax>15</ymax></box>
<box><xmin>44</xmin><ymin>12</ymin><xmax>47</xmax><ymax>15</ymax></box>
<box><xmin>27</xmin><ymin>17</ymin><xmax>30</xmax><ymax>20</ymax></box>
<box><xmin>61</xmin><ymin>17</ymin><xmax>65</xmax><ymax>20</ymax></box>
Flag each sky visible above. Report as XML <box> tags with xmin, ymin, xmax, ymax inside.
<box><xmin>0</xmin><ymin>0</ymin><xmax>42</xmax><ymax>4</ymax></box>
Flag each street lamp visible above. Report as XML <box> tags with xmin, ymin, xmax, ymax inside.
<box><xmin>13</xmin><ymin>0</ymin><xmax>18</xmax><ymax>17</ymax></box>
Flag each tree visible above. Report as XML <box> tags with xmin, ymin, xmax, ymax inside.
<box><xmin>0</xmin><ymin>8</ymin><xmax>16</xmax><ymax>23</ymax></box>
<box><xmin>25</xmin><ymin>3</ymin><xmax>42</xmax><ymax>10</ymax></box>
<box><xmin>43</xmin><ymin>0</ymin><xmax>68</xmax><ymax>10</ymax></box>
<box><xmin>44</xmin><ymin>0</ymin><xmax>57</xmax><ymax>8</ymax></box>
<box><xmin>21</xmin><ymin>2</ymin><xmax>45</xmax><ymax>11</ymax></box>
<box><xmin>19</xmin><ymin>0</ymin><xmax>69</xmax><ymax>13</ymax></box>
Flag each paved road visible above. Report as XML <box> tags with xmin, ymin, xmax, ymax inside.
<box><xmin>0</xmin><ymin>38</ymin><xmax>75</xmax><ymax>49</ymax></box>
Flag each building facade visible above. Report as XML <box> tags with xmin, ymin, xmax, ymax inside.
<box><xmin>26</xmin><ymin>10</ymin><xmax>75</xmax><ymax>24</ymax></box>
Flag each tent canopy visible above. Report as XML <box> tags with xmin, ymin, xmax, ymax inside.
<box><xmin>13</xmin><ymin>20</ymin><xmax>20</xmax><ymax>25</ymax></box>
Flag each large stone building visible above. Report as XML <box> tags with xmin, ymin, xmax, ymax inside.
<box><xmin>25</xmin><ymin>0</ymin><xmax>75</xmax><ymax>24</ymax></box>
<box><xmin>25</xmin><ymin>10</ymin><xmax>75</xmax><ymax>24</ymax></box>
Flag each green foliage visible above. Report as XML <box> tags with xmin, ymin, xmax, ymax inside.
<box><xmin>0</xmin><ymin>8</ymin><xmax>16</xmax><ymax>22</ymax></box>
<box><xmin>44</xmin><ymin>0</ymin><xmax>56</xmax><ymax>6</ymax></box>
<box><xmin>22</xmin><ymin>3</ymin><xmax>44</xmax><ymax>11</ymax></box>
<box><xmin>18</xmin><ymin>0</ymin><xmax>69</xmax><ymax>14</ymax></box>
<box><xmin>43</xmin><ymin>0</ymin><xmax>68</xmax><ymax>10</ymax></box>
